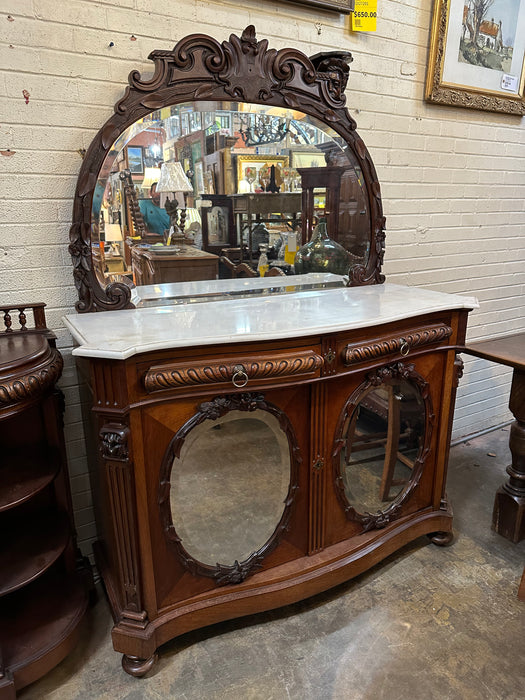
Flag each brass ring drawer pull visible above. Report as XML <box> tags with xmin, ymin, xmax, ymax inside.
<box><xmin>232</xmin><ymin>365</ymin><xmax>249</xmax><ymax>388</ymax></box>
<box><xmin>400</xmin><ymin>341</ymin><xmax>410</xmax><ymax>356</ymax></box>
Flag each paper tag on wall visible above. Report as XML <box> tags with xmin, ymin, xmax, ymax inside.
<box><xmin>501</xmin><ymin>74</ymin><xmax>519</xmax><ymax>92</ymax></box>
<box><xmin>352</xmin><ymin>0</ymin><xmax>377</xmax><ymax>32</ymax></box>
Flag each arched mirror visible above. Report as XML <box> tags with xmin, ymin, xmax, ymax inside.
<box><xmin>70</xmin><ymin>26</ymin><xmax>385</xmax><ymax>312</ymax></box>
<box><xmin>334</xmin><ymin>363</ymin><xmax>433</xmax><ymax>530</ymax></box>
<box><xmin>159</xmin><ymin>393</ymin><xmax>300</xmax><ymax>585</ymax></box>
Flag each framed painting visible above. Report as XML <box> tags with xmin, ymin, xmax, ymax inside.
<box><xmin>426</xmin><ymin>0</ymin><xmax>525</xmax><ymax>114</ymax></box>
<box><xmin>278</xmin><ymin>0</ymin><xmax>354</xmax><ymax>13</ymax></box>
<box><xmin>291</xmin><ymin>150</ymin><xmax>327</xmax><ymax>168</ymax></box>
<box><xmin>235</xmin><ymin>155</ymin><xmax>289</xmax><ymax>193</ymax></box>
<box><xmin>200</xmin><ymin>195</ymin><xmax>235</xmax><ymax>255</ymax></box>
<box><xmin>126</xmin><ymin>146</ymin><xmax>144</xmax><ymax>174</ymax></box>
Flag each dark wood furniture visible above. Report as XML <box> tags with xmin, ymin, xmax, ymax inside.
<box><xmin>464</xmin><ymin>334</ymin><xmax>525</xmax><ymax>601</ymax></box>
<box><xmin>297</xmin><ymin>165</ymin><xmax>344</xmax><ymax>243</ymax></box>
<box><xmin>464</xmin><ymin>333</ymin><xmax>525</xmax><ymax>543</ymax></box>
<box><xmin>231</xmin><ymin>192</ymin><xmax>302</xmax><ymax>266</ymax></box>
<box><xmin>131</xmin><ymin>246</ymin><xmax>219</xmax><ymax>286</ymax></box>
<box><xmin>0</xmin><ymin>304</ymin><xmax>92</xmax><ymax>698</ymax></box>
<box><xmin>66</xmin><ymin>291</ymin><xmax>474</xmax><ymax>676</ymax></box>
<box><xmin>66</xmin><ymin>26</ymin><xmax>476</xmax><ymax>676</ymax></box>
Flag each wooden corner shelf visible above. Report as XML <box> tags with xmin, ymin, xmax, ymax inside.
<box><xmin>0</xmin><ymin>303</ymin><xmax>92</xmax><ymax>699</ymax></box>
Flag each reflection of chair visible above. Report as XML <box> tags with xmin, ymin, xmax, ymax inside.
<box><xmin>219</xmin><ymin>256</ymin><xmax>257</xmax><ymax>278</ymax></box>
<box><xmin>346</xmin><ymin>385</ymin><xmax>420</xmax><ymax>502</ymax></box>
<box><xmin>267</xmin><ymin>266</ymin><xmax>286</xmax><ymax>277</ymax></box>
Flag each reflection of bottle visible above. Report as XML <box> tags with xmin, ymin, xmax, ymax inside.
<box><xmin>294</xmin><ymin>220</ymin><xmax>350</xmax><ymax>276</ymax></box>
<box><xmin>257</xmin><ymin>244</ymin><xmax>269</xmax><ymax>277</ymax></box>
<box><xmin>283</xmin><ymin>232</ymin><xmax>298</xmax><ymax>265</ymax></box>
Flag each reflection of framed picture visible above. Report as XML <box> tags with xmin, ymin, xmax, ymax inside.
<box><xmin>189</xmin><ymin>112</ymin><xmax>202</xmax><ymax>132</ymax></box>
<box><xmin>235</xmin><ymin>155</ymin><xmax>289</xmax><ymax>192</ymax></box>
<box><xmin>426</xmin><ymin>0</ymin><xmax>525</xmax><ymax>114</ymax></box>
<box><xmin>127</xmin><ymin>146</ymin><xmax>144</xmax><ymax>174</ymax></box>
<box><xmin>291</xmin><ymin>150</ymin><xmax>327</xmax><ymax>168</ymax></box>
<box><xmin>194</xmin><ymin>161</ymin><xmax>205</xmax><ymax>195</ymax></box>
<box><xmin>278</xmin><ymin>0</ymin><xmax>353</xmax><ymax>13</ymax></box>
<box><xmin>200</xmin><ymin>195</ymin><xmax>235</xmax><ymax>255</ymax></box>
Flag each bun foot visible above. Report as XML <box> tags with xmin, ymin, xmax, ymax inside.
<box><xmin>122</xmin><ymin>653</ymin><xmax>158</xmax><ymax>677</ymax></box>
<box><xmin>428</xmin><ymin>530</ymin><xmax>454</xmax><ymax>546</ymax></box>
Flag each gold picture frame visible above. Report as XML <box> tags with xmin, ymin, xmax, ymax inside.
<box><xmin>426</xmin><ymin>0</ymin><xmax>525</xmax><ymax>115</ymax></box>
<box><xmin>278</xmin><ymin>0</ymin><xmax>354</xmax><ymax>13</ymax></box>
<box><xmin>235</xmin><ymin>155</ymin><xmax>289</xmax><ymax>192</ymax></box>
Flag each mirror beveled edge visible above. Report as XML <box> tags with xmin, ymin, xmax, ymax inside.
<box><xmin>332</xmin><ymin>361</ymin><xmax>434</xmax><ymax>531</ymax></box>
<box><xmin>70</xmin><ymin>25</ymin><xmax>386</xmax><ymax>313</ymax></box>
<box><xmin>158</xmin><ymin>392</ymin><xmax>301</xmax><ymax>586</ymax></box>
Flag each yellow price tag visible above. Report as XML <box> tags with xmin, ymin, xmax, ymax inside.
<box><xmin>352</xmin><ymin>0</ymin><xmax>377</xmax><ymax>32</ymax></box>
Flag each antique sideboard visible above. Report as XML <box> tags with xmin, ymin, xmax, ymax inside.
<box><xmin>66</xmin><ymin>27</ymin><xmax>477</xmax><ymax>675</ymax></box>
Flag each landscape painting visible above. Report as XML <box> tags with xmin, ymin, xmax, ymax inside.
<box><xmin>426</xmin><ymin>0</ymin><xmax>525</xmax><ymax>114</ymax></box>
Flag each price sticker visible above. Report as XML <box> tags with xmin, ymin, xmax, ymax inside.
<box><xmin>352</xmin><ymin>0</ymin><xmax>377</xmax><ymax>32</ymax></box>
<box><xmin>501</xmin><ymin>74</ymin><xmax>519</xmax><ymax>92</ymax></box>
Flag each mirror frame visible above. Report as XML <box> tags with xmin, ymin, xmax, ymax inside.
<box><xmin>332</xmin><ymin>361</ymin><xmax>434</xmax><ymax>530</ymax></box>
<box><xmin>158</xmin><ymin>392</ymin><xmax>300</xmax><ymax>586</ymax></box>
<box><xmin>70</xmin><ymin>25</ymin><xmax>386</xmax><ymax>312</ymax></box>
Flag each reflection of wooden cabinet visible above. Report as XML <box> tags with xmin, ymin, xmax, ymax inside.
<box><xmin>131</xmin><ymin>245</ymin><xmax>219</xmax><ymax>285</ymax></box>
<box><xmin>0</xmin><ymin>303</ymin><xmax>92</xmax><ymax>697</ymax></box>
<box><xmin>231</xmin><ymin>192</ymin><xmax>302</xmax><ymax>264</ymax></box>
<box><xmin>65</xmin><ymin>285</ymin><xmax>475</xmax><ymax>677</ymax></box>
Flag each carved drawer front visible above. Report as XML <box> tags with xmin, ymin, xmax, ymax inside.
<box><xmin>144</xmin><ymin>349</ymin><xmax>324</xmax><ymax>394</ymax></box>
<box><xmin>342</xmin><ymin>323</ymin><xmax>453</xmax><ymax>366</ymax></box>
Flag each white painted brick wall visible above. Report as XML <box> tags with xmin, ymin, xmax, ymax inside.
<box><xmin>1</xmin><ymin>0</ymin><xmax>523</xmax><ymax>560</ymax></box>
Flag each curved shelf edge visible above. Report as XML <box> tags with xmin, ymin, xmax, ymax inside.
<box><xmin>1</xmin><ymin>512</ymin><xmax>70</xmax><ymax>597</ymax></box>
<box><xmin>0</xmin><ymin>571</ymin><xmax>90</xmax><ymax>693</ymax></box>
<box><xmin>0</xmin><ymin>448</ymin><xmax>60</xmax><ymax>513</ymax></box>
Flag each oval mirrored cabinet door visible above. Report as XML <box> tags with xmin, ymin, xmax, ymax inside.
<box><xmin>339</xmin><ymin>377</ymin><xmax>427</xmax><ymax>520</ymax></box>
<box><xmin>167</xmin><ymin>403</ymin><xmax>295</xmax><ymax>583</ymax></box>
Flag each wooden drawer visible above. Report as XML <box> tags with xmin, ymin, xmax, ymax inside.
<box><xmin>337</xmin><ymin>321</ymin><xmax>453</xmax><ymax>370</ymax></box>
<box><xmin>143</xmin><ymin>347</ymin><xmax>324</xmax><ymax>395</ymax></box>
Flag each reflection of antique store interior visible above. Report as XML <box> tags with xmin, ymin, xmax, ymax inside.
<box><xmin>97</xmin><ymin>101</ymin><xmax>370</xmax><ymax>286</ymax></box>
<box><xmin>2</xmin><ymin>2</ymin><xmax>525</xmax><ymax>699</ymax></box>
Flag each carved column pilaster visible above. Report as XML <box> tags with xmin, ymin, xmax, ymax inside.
<box><xmin>100</xmin><ymin>423</ymin><xmax>148</xmax><ymax>629</ymax></box>
<box><xmin>309</xmin><ymin>383</ymin><xmax>327</xmax><ymax>554</ymax></box>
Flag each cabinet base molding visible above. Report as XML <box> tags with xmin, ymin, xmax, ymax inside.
<box><xmin>99</xmin><ymin>506</ymin><xmax>452</xmax><ymax>671</ymax></box>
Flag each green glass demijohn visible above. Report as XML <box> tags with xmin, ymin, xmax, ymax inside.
<box><xmin>293</xmin><ymin>219</ymin><xmax>350</xmax><ymax>276</ymax></box>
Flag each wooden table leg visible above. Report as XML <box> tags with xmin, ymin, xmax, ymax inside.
<box><xmin>518</xmin><ymin>566</ymin><xmax>525</xmax><ymax>602</ymax></box>
<box><xmin>492</xmin><ymin>369</ymin><xmax>525</xmax><ymax>543</ymax></box>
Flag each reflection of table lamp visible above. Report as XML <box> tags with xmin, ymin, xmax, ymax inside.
<box><xmin>141</xmin><ymin>166</ymin><xmax>161</xmax><ymax>191</ymax></box>
<box><xmin>104</xmin><ymin>223</ymin><xmax>123</xmax><ymax>256</ymax></box>
<box><xmin>156</xmin><ymin>162</ymin><xmax>193</xmax><ymax>239</ymax></box>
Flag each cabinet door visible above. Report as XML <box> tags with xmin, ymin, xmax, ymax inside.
<box><xmin>323</xmin><ymin>352</ymin><xmax>448</xmax><ymax>547</ymax></box>
<box><xmin>137</xmin><ymin>384</ymin><xmax>310</xmax><ymax>610</ymax></box>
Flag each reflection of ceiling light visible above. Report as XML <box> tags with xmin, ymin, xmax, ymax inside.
<box><xmin>239</xmin><ymin>114</ymin><xmax>289</xmax><ymax>147</ymax></box>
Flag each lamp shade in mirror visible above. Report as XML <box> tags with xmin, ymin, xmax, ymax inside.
<box><xmin>157</xmin><ymin>162</ymin><xmax>193</xmax><ymax>194</ymax></box>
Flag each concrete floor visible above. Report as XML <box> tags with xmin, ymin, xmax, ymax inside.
<box><xmin>20</xmin><ymin>427</ymin><xmax>525</xmax><ymax>700</ymax></box>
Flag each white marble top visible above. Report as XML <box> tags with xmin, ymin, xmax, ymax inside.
<box><xmin>64</xmin><ymin>283</ymin><xmax>478</xmax><ymax>360</ymax></box>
